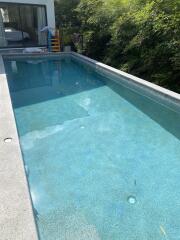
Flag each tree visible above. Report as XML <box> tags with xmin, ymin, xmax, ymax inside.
<box><xmin>55</xmin><ymin>0</ymin><xmax>180</xmax><ymax>93</ymax></box>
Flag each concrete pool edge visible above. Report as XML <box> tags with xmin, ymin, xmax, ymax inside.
<box><xmin>0</xmin><ymin>55</ymin><xmax>38</xmax><ymax>240</ymax></box>
<box><xmin>71</xmin><ymin>52</ymin><xmax>180</xmax><ymax>113</ymax></box>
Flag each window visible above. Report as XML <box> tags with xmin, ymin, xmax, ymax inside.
<box><xmin>0</xmin><ymin>3</ymin><xmax>47</xmax><ymax>48</ymax></box>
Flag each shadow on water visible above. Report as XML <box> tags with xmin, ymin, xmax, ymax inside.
<box><xmin>4</xmin><ymin>56</ymin><xmax>180</xmax><ymax>140</ymax></box>
<box><xmin>4</xmin><ymin>57</ymin><xmax>105</xmax><ymax>108</ymax></box>
<box><xmin>71</xmin><ymin>56</ymin><xmax>180</xmax><ymax>140</ymax></box>
<box><xmin>105</xmin><ymin>75</ymin><xmax>180</xmax><ymax>140</ymax></box>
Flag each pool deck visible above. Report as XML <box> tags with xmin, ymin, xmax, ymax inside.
<box><xmin>0</xmin><ymin>56</ymin><xmax>38</xmax><ymax>240</ymax></box>
<box><xmin>0</xmin><ymin>51</ymin><xmax>180</xmax><ymax>239</ymax></box>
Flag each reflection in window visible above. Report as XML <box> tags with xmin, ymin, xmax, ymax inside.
<box><xmin>0</xmin><ymin>3</ymin><xmax>47</xmax><ymax>48</ymax></box>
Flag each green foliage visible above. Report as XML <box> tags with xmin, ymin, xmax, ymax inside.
<box><xmin>55</xmin><ymin>0</ymin><xmax>180</xmax><ymax>93</ymax></box>
<box><xmin>55</xmin><ymin>0</ymin><xmax>80</xmax><ymax>47</ymax></box>
<box><xmin>55</xmin><ymin>0</ymin><xmax>80</xmax><ymax>28</ymax></box>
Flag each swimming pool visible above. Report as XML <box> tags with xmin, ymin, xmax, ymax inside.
<box><xmin>4</xmin><ymin>53</ymin><xmax>180</xmax><ymax>240</ymax></box>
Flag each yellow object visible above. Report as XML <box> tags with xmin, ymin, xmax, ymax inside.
<box><xmin>51</xmin><ymin>30</ymin><xmax>60</xmax><ymax>52</ymax></box>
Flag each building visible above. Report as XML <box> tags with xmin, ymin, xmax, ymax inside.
<box><xmin>0</xmin><ymin>0</ymin><xmax>55</xmax><ymax>48</ymax></box>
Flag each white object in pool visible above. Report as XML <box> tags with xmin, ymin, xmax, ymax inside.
<box><xmin>26</xmin><ymin>60</ymin><xmax>44</xmax><ymax>65</ymax></box>
<box><xmin>128</xmin><ymin>196</ymin><xmax>137</xmax><ymax>204</ymax></box>
<box><xmin>11</xmin><ymin>61</ymin><xmax>17</xmax><ymax>73</ymax></box>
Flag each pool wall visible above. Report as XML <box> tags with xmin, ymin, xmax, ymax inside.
<box><xmin>71</xmin><ymin>52</ymin><xmax>180</xmax><ymax>113</ymax></box>
<box><xmin>0</xmin><ymin>52</ymin><xmax>180</xmax><ymax>239</ymax></box>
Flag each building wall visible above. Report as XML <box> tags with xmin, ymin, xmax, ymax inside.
<box><xmin>0</xmin><ymin>0</ymin><xmax>55</xmax><ymax>28</ymax></box>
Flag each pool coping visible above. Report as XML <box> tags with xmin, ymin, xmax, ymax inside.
<box><xmin>0</xmin><ymin>51</ymin><xmax>180</xmax><ymax>239</ymax></box>
<box><xmin>0</xmin><ymin>55</ymin><xmax>38</xmax><ymax>240</ymax></box>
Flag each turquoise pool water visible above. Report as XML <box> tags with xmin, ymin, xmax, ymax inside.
<box><xmin>5</xmin><ymin>56</ymin><xmax>180</xmax><ymax>240</ymax></box>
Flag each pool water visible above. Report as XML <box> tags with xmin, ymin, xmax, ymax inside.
<box><xmin>5</xmin><ymin>56</ymin><xmax>180</xmax><ymax>240</ymax></box>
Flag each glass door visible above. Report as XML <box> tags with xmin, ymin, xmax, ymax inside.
<box><xmin>19</xmin><ymin>5</ymin><xmax>47</xmax><ymax>47</ymax></box>
<box><xmin>0</xmin><ymin>4</ymin><xmax>22</xmax><ymax>47</ymax></box>
<box><xmin>0</xmin><ymin>3</ymin><xmax>47</xmax><ymax>48</ymax></box>
<box><xmin>19</xmin><ymin>5</ymin><xmax>38</xmax><ymax>47</ymax></box>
